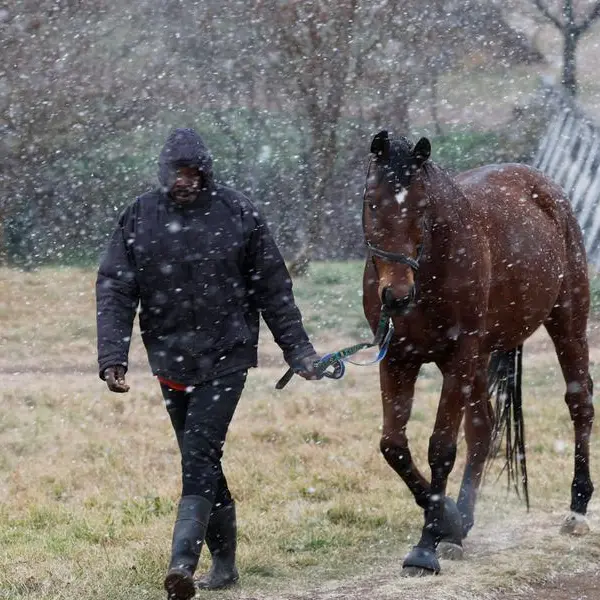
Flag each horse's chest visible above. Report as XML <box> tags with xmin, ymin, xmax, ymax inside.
<box><xmin>392</xmin><ymin>312</ymin><xmax>454</xmax><ymax>361</ymax></box>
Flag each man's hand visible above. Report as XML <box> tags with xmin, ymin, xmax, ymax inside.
<box><xmin>103</xmin><ymin>365</ymin><xmax>130</xmax><ymax>393</ymax></box>
<box><xmin>292</xmin><ymin>353</ymin><xmax>321</xmax><ymax>381</ymax></box>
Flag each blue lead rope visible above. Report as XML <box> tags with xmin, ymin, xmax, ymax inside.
<box><xmin>275</xmin><ymin>307</ymin><xmax>393</xmax><ymax>390</ymax></box>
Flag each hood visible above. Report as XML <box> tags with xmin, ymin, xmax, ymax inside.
<box><xmin>158</xmin><ymin>127</ymin><xmax>214</xmax><ymax>191</ymax></box>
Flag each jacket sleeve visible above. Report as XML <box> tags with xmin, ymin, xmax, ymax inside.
<box><xmin>96</xmin><ymin>205</ymin><xmax>140</xmax><ymax>379</ymax></box>
<box><xmin>242</xmin><ymin>202</ymin><xmax>315</xmax><ymax>367</ymax></box>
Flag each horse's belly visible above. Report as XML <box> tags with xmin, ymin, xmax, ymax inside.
<box><xmin>485</xmin><ymin>242</ymin><xmax>564</xmax><ymax>349</ymax></box>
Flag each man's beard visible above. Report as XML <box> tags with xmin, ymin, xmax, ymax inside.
<box><xmin>171</xmin><ymin>186</ymin><xmax>200</xmax><ymax>205</ymax></box>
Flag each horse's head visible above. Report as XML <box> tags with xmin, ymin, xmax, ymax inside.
<box><xmin>363</xmin><ymin>130</ymin><xmax>431</xmax><ymax>314</ymax></box>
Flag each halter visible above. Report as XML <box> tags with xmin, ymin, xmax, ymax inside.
<box><xmin>365</xmin><ymin>240</ymin><xmax>421</xmax><ymax>271</ymax></box>
<box><xmin>363</xmin><ymin>157</ymin><xmax>422</xmax><ymax>273</ymax></box>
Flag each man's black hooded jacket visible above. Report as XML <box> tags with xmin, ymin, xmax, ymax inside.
<box><xmin>96</xmin><ymin>128</ymin><xmax>314</xmax><ymax>385</ymax></box>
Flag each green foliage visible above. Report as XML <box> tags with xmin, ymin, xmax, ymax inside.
<box><xmin>431</xmin><ymin>130</ymin><xmax>507</xmax><ymax>173</ymax></box>
<box><xmin>590</xmin><ymin>274</ymin><xmax>600</xmax><ymax>316</ymax></box>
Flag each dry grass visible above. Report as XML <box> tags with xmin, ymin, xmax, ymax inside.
<box><xmin>1</xmin><ymin>265</ymin><xmax>600</xmax><ymax>600</ymax></box>
<box><xmin>0</xmin><ymin>267</ymin><xmax>99</xmax><ymax>371</ymax></box>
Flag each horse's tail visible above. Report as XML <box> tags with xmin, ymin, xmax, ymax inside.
<box><xmin>485</xmin><ymin>345</ymin><xmax>529</xmax><ymax>510</ymax></box>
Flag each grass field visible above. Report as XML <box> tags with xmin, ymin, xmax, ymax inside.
<box><xmin>1</xmin><ymin>263</ymin><xmax>600</xmax><ymax>600</ymax></box>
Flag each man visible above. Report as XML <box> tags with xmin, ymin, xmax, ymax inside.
<box><xmin>96</xmin><ymin>127</ymin><xmax>320</xmax><ymax>599</ymax></box>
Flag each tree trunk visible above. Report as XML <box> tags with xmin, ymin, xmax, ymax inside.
<box><xmin>562</xmin><ymin>27</ymin><xmax>579</xmax><ymax>96</ymax></box>
<box><xmin>394</xmin><ymin>92</ymin><xmax>411</xmax><ymax>134</ymax></box>
<box><xmin>306</xmin><ymin>127</ymin><xmax>338</xmax><ymax>260</ymax></box>
<box><xmin>430</xmin><ymin>67</ymin><xmax>444</xmax><ymax>136</ymax></box>
<box><xmin>0</xmin><ymin>219</ymin><xmax>6</xmax><ymax>267</ymax></box>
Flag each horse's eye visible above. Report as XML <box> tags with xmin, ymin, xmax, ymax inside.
<box><xmin>370</xmin><ymin>203</ymin><xmax>377</xmax><ymax>211</ymax></box>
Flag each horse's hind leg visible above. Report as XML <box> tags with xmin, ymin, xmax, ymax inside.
<box><xmin>456</xmin><ymin>353</ymin><xmax>494</xmax><ymax>538</ymax></box>
<box><xmin>544</xmin><ymin>283</ymin><xmax>594</xmax><ymax>534</ymax></box>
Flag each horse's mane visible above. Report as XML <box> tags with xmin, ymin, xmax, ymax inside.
<box><xmin>417</xmin><ymin>160</ymin><xmax>473</xmax><ymax>239</ymax></box>
<box><xmin>421</xmin><ymin>161</ymin><xmax>469</xmax><ymax>210</ymax></box>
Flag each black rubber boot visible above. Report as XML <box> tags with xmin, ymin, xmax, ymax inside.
<box><xmin>164</xmin><ymin>495</ymin><xmax>212</xmax><ymax>600</ymax></box>
<box><xmin>195</xmin><ymin>502</ymin><xmax>239</xmax><ymax>590</ymax></box>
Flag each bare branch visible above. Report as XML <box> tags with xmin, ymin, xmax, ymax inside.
<box><xmin>577</xmin><ymin>1</ymin><xmax>600</xmax><ymax>35</ymax></box>
<box><xmin>532</xmin><ymin>0</ymin><xmax>563</xmax><ymax>29</ymax></box>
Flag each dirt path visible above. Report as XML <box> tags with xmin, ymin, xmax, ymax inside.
<box><xmin>232</xmin><ymin>561</ymin><xmax>600</xmax><ymax>600</ymax></box>
<box><xmin>224</xmin><ymin>505</ymin><xmax>600</xmax><ymax>600</ymax></box>
<box><xmin>499</xmin><ymin>573</ymin><xmax>600</xmax><ymax>600</ymax></box>
<box><xmin>260</xmin><ymin>571</ymin><xmax>600</xmax><ymax>600</ymax></box>
<box><xmin>280</xmin><ymin>571</ymin><xmax>600</xmax><ymax>600</ymax></box>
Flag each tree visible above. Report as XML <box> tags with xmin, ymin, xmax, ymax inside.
<box><xmin>254</xmin><ymin>1</ymin><xmax>444</xmax><ymax>269</ymax></box>
<box><xmin>0</xmin><ymin>0</ymin><xmax>165</xmax><ymax>264</ymax></box>
<box><xmin>532</xmin><ymin>0</ymin><xmax>600</xmax><ymax>95</ymax></box>
<box><xmin>0</xmin><ymin>0</ymin><xmax>548</xmax><ymax>267</ymax></box>
<box><xmin>254</xmin><ymin>0</ymin><xmax>360</xmax><ymax>272</ymax></box>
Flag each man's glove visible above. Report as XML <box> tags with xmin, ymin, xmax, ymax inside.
<box><xmin>103</xmin><ymin>365</ymin><xmax>130</xmax><ymax>393</ymax></box>
<box><xmin>292</xmin><ymin>353</ymin><xmax>321</xmax><ymax>380</ymax></box>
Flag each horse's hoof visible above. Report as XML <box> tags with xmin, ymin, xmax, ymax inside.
<box><xmin>436</xmin><ymin>541</ymin><xmax>464</xmax><ymax>560</ymax></box>
<box><xmin>439</xmin><ymin>496</ymin><xmax>464</xmax><ymax>546</ymax></box>
<box><xmin>560</xmin><ymin>512</ymin><xmax>590</xmax><ymax>536</ymax></box>
<box><xmin>402</xmin><ymin>546</ymin><xmax>440</xmax><ymax>575</ymax></box>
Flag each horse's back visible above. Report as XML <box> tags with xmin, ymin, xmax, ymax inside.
<box><xmin>456</xmin><ymin>163</ymin><xmax>584</xmax><ymax>265</ymax></box>
<box><xmin>456</xmin><ymin>163</ymin><xmax>587</xmax><ymax>348</ymax></box>
<box><xmin>457</xmin><ymin>163</ymin><xmax>570</xmax><ymax>232</ymax></box>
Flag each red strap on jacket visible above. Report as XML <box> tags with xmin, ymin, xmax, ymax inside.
<box><xmin>157</xmin><ymin>376</ymin><xmax>190</xmax><ymax>392</ymax></box>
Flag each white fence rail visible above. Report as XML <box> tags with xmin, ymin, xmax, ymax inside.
<box><xmin>532</xmin><ymin>85</ymin><xmax>600</xmax><ymax>268</ymax></box>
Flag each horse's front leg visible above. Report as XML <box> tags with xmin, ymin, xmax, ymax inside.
<box><xmin>378</xmin><ymin>353</ymin><xmax>429</xmax><ymax>508</ymax></box>
<box><xmin>403</xmin><ymin>343</ymin><xmax>477</xmax><ymax>575</ymax></box>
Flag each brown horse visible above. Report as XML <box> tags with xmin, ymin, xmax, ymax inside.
<box><xmin>362</xmin><ymin>130</ymin><xmax>594</xmax><ymax>575</ymax></box>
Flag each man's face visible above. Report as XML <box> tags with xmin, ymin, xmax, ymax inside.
<box><xmin>170</xmin><ymin>165</ymin><xmax>203</xmax><ymax>205</ymax></box>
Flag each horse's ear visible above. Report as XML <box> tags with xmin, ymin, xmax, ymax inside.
<box><xmin>371</xmin><ymin>130</ymin><xmax>390</xmax><ymax>159</ymax></box>
<box><xmin>413</xmin><ymin>137</ymin><xmax>431</xmax><ymax>166</ymax></box>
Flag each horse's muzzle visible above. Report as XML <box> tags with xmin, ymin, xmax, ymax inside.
<box><xmin>382</xmin><ymin>285</ymin><xmax>415</xmax><ymax>315</ymax></box>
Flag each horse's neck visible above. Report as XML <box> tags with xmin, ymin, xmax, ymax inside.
<box><xmin>420</xmin><ymin>166</ymin><xmax>477</xmax><ymax>261</ymax></box>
